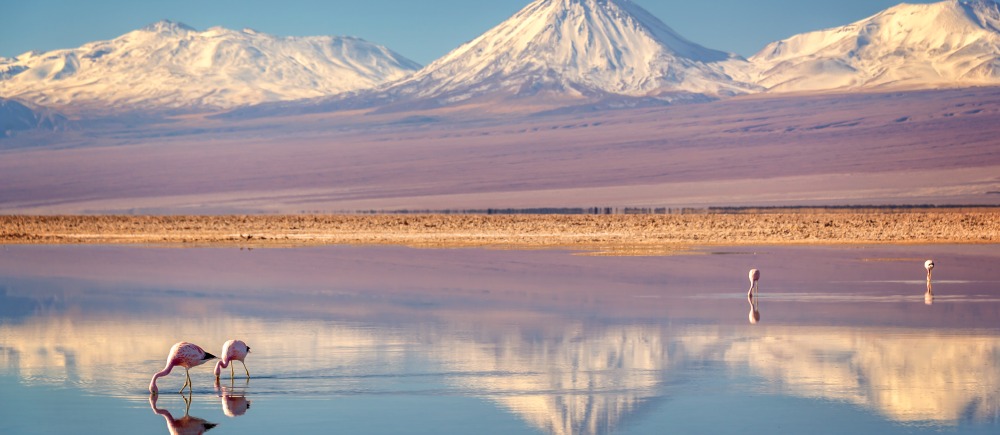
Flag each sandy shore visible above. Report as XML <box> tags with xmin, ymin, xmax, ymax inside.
<box><xmin>2</xmin><ymin>211</ymin><xmax>997</xmax><ymax>254</ymax></box>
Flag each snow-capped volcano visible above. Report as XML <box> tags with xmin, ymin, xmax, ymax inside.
<box><xmin>356</xmin><ymin>0</ymin><xmax>753</xmax><ymax>108</ymax></box>
<box><xmin>748</xmin><ymin>0</ymin><xmax>1000</xmax><ymax>92</ymax></box>
<box><xmin>0</xmin><ymin>20</ymin><xmax>420</xmax><ymax>113</ymax></box>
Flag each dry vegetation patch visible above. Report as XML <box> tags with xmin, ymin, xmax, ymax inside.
<box><xmin>2</xmin><ymin>210</ymin><xmax>997</xmax><ymax>253</ymax></box>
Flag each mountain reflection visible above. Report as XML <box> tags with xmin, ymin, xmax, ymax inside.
<box><xmin>724</xmin><ymin>327</ymin><xmax>1000</xmax><ymax>423</ymax></box>
<box><xmin>438</xmin><ymin>325</ymin><xmax>664</xmax><ymax>435</ymax></box>
<box><xmin>2</xmin><ymin>315</ymin><xmax>998</xmax><ymax>431</ymax></box>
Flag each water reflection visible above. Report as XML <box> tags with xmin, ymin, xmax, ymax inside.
<box><xmin>748</xmin><ymin>268</ymin><xmax>761</xmax><ymax>324</ymax></box>
<box><xmin>2</xmin><ymin>245</ymin><xmax>999</xmax><ymax>434</ymax></box>
<box><xmin>748</xmin><ymin>292</ymin><xmax>760</xmax><ymax>324</ymax></box>
<box><xmin>925</xmin><ymin>281</ymin><xmax>934</xmax><ymax>305</ymax></box>
<box><xmin>149</xmin><ymin>393</ymin><xmax>218</xmax><ymax>434</ymax></box>
<box><xmin>215</xmin><ymin>378</ymin><xmax>251</xmax><ymax>417</ymax></box>
<box><xmin>724</xmin><ymin>327</ymin><xmax>1000</xmax><ymax>423</ymax></box>
<box><xmin>438</xmin><ymin>325</ymin><xmax>663</xmax><ymax>435</ymax></box>
<box><xmin>2</xmin><ymin>313</ymin><xmax>998</xmax><ymax>430</ymax></box>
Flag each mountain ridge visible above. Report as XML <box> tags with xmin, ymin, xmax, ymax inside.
<box><xmin>0</xmin><ymin>98</ymin><xmax>67</xmax><ymax>137</ymax></box>
<box><xmin>222</xmin><ymin>0</ymin><xmax>757</xmax><ymax>118</ymax></box>
<box><xmin>0</xmin><ymin>20</ymin><xmax>420</xmax><ymax>113</ymax></box>
<box><xmin>746</xmin><ymin>0</ymin><xmax>1000</xmax><ymax>92</ymax></box>
<box><xmin>7</xmin><ymin>1</ymin><xmax>1000</xmax><ymax>118</ymax></box>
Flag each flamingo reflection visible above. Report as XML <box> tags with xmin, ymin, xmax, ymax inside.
<box><xmin>925</xmin><ymin>281</ymin><xmax>934</xmax><ymax>305</ymax></box>
<box><xmin>748</xmin><ymin>289</ymin><xmax>761</xmax><ymax>324</ymax></box>
<box><xmin>747</xmin><ymin>268</ymin><xmax>761</xmax><ymax>324</ymax></box>
<box><xmin>149</xmin><ymin>392</ymin><xmax>218</xmax><ymax>435</ymax></box>
<box><xmin>215</xmin><ymin>378</ymin><xmax>252</xmax><ymax>417</ymax></box>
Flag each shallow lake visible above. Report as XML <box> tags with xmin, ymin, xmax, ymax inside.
<box><xmin>1</xmin><ymin>244</ymin><xmax>998</xmax><ymax>434</ymax></box>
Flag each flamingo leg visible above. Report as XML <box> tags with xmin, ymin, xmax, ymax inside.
<box><xmin>180</xmin><ymin>368</ymin><xmax>192</xmax><ymax>394</ymax></box>
<box><xmin>231</xmin><ymin>365</ymin><xmax>235</xmax><ymax>380</ymax></box>
<box><xmin>241</xmin><ymin>360</ymin><xmax>250</xmax><ymax>378</ymax></box>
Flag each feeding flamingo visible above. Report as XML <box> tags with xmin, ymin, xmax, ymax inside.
<box><xmin>214</xmin><ymin>339</ymin><xmax>251</xmax><ymax>381</ymax></box>
<box><xmin>925</xmin><ymin>259</ymin><xmax>935</xmax><ymax>281</ymax></box>
<box><xmin>748</xmin><ymin>268</ymin><xmax>760</xmax><ymax>297</ymax></box>
<box><xmin>149</xmin><ymin>342</ymin><xmax>217</xmax><ymax>395</ymax></box>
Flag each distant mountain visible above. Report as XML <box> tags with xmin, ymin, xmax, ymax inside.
<box><xmin>225</xmin><ymin>0</ymin><xmax>754</xmax><ymax>117</ymax></box>
<box><xmin>0</xmin><ymin>98</ymin><xmax>66</xmax><ymax>137</ymax></box>
<box><xmin>387</xmin><ymin>0</ymin><xmax>753</xmax><ymax>101</ymax></box>
<box><xmin>0</xmin><ymin>20</ymin><xmax>420</xmax><ymax>113</ymax></box>
<box><xmin>746</xmin><ymin>0</ymin><xmax>1000</xmax><ymax>92</ymax></box>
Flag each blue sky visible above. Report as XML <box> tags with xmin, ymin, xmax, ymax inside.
<box><xmin>1</xmin><ymin>0</ymin><xmax>943</xmax><ymax>64</ymax></box>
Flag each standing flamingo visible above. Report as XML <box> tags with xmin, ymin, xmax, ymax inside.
<box><xmin>924</xmin><ymin>260</ymin><xmax>935</xmax><ymax>281</ymax></box>
<box><xmin>748</xmin><ymin>268</ymin><xmax>760</xmax><ymax>297</ymax></box>
<box><xmin>214</xmin><ymin>340</ymin><xmax>251</xmax><ymax>381</ymax></box>
<box><xmin>149</xmin><ymin>342</ymin><xmax>217</xmax><ymax>395</ymax></box>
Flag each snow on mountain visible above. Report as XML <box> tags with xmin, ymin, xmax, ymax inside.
<box><xmin>748</xmin><ymin>0</ymin><xmax>1000</xmax><ymax>92</ymax></box>
<box><xmin>0</xmin><ymin>20</ymin><xmax>420</xmax><ymax>113</ymax></box>
<box><xmin>0</xmin><ymin>98</ymin><xmax>66</xmax><ymax>137</ymax></box>
<box><xmin>301</xmin><ymin>0</ymin><xmax>756</xmax><ymax>113</ymax></box>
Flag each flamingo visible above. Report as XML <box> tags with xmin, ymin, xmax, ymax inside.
<box><xmin>924</xmin><ymin>259</ymin><xmax>935</xmax><ymax>281</ymax></box>
<box><xmin>748</xmin><ymin>268</ymin><xmax>760</xmax><ymax>297</ymax></box>
<box><xmin>149</xmin><ymin>342</ymin><xmax>217</xmax><ymax>395</ymax></box>
<box><xmin>214</xmin><ymin>340</ymin><xmax>251</xmax><ymax>381</ymax></box>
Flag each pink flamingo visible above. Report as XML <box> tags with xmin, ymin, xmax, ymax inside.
<box><xmin>214</xmin><ymin>339</ymin><xmax>251</xmax><ymax>381</ymax></box>
<box><xmin>748</xmin><ymin>268</ymin><xmax>760</xmax><ymax>297</ymax></box>
<box><xmin>149</xmin><ymin>342</ymin><xmax>217</xmax><ymax>395</ymax></box>
<box><xmin>924</xmin><ymin>259</ymin><xmax>935</xmax><ymax>281</ymax></box>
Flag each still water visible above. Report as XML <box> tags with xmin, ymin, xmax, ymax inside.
<box><xmin>1</xmin><ymin>244</ymin><xmax>998</xmax><ymax>434</ymax></box>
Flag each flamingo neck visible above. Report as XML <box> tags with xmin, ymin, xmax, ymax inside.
<box><xmin>149</xmin><ymin>363</ymin><xmax>174</xmax><ymax>393</ymax></box>
<box><xmin>214</xmin><ymin>359</ymin><xmax>230</xmax><ymax>377</ymax></box>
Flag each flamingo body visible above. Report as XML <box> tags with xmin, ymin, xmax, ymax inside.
<box><xmin>924</xmin><ymin>260</ymin><xmax>935</xmax><ymax>281</ymax></box>
<box><xmin>214</xmin><ymin>339</ymin><xmax>251</xmax><ymax>381</ymax></box>
<box><xmin>149</xmin><ymin>342</ymin><xmax>217</xmax><ymax>395</ymax></box>
<box><xmin>748</xmin><ymin>268</ymin><xmax>760</xmax><ymax>297</ymax></box>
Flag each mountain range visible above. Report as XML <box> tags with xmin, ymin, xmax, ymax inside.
<box><xmin>743</xmin><ymin>0</ymin><xmax>1000</xmax><ymax>92</ymax></box>
<box><xmin>0</xmin><ymin>20</ymin><xmax>419</xmax><ymax>114</ymax></box>
<box><xmin>2</xmin><ymin>0</ymin><xmax>1000</xmax><ymax>117</ymax></box>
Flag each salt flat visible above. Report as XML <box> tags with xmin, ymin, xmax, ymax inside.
<box><xmin>1</xmin><ymin>88</ymin><xmax>999</xmax><ymax>214</ymax></box>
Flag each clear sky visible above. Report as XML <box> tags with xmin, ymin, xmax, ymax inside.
<box><xmin>1</xmin><ymin>0</ymin><xmax>945</xmax><ymax>65</ymax></box>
